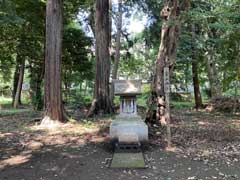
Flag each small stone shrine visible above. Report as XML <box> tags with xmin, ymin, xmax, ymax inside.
<box><xmin>110</xmin><ymin>80</ymin><xmax>148</xmax><ymax>168</ymax></box>
<box><xmin>110</xmin><ymin>80</ymin><xmax>148</xmax><ymax>144</ymax></box>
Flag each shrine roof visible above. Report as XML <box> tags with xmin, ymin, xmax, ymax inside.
<box><xmin>113</xmin><ymin>80</ymin><xmax>142</xmax><ymax>96</ymax></box>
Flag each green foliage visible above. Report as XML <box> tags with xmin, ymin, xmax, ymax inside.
<box><xmin>137</xmin><ymin>84</ymin><xmax>150</xmax><ymax>107</ymax></box>
<box><xmin>63</xmin><ymin>89</ymin><xmax>93</xmax><ymax>110</ymax></box>
<box><xmin>1</xmin><ymin>0</ymin><xmax>95</xmax><ymax>109</ymax></box>
<box><xmin>1</xmin><ymin>0</ymin><xmax>240</xmax><ymax>111</ymax></box>
<box><xmin>62</xmin><ymin>24</ymin><xmax>93</xmax><ymax>87</ymax></box>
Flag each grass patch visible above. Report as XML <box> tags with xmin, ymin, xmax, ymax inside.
<box><xmin>0</xmin><ymin>108</ymin><xmax>40</xmax><ymax>118</ymax></box>
<box><xmin>81</xmin><ymin>119</ymin><xmax>96</xmax><ymax>128</ymax></box>
<box><xmin>0</xmin><ymin>109</ymin><xmax>32</xmax><ymax>117</ymax></box>
<box><xmin>0</xmin><ymin>97</ymin><xmax>12</xmax><ymax>105</ymax></box>
<box><xmin>171</xmin><ymin>101</ymin><xmax>194</xmax><ymax>109</ymax></box>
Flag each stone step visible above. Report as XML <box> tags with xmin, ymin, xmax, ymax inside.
<box><xmin>111</xmin><ymin>152</ymin><xmax>145</xmax><ymax>168</ymax></box>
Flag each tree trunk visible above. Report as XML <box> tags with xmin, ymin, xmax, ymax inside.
<box><xmin>79</xmin><ymin>82</ymin><xmax>83</xmax><ymax>94</ymax></box>
<box><xmin>84</xmin><ymin>81</ymin><xmax>88</xmax><ymax>96</ymax></box>
<box><xmin>109</xmin><ymin>0</ymin><xmax>112</xmax><ymax>45</ymax></box>
<box><xmin>13</xmin><ymin>59</ymin><xmax>25</xmax><ymax>108</ymax></box>
<box><xmin>155</xmin><ymin>0</ymin><xmax>181</xmax><ymax>126</ymax></box>
<box><xmin>31</xmin><ymin>78</ymin><xmax>43</xmax><ymax>110</ymax></box>
<box><xmin>233</xmin><ymin>80</ymin><xmax>238</xmax><ymax>113</ymax></box>
<box><xmin>205</xmin><ymin>49</ymin><xmax>222</xmax><ymax>98</ymax></box>
<box><xmin>164</xmin><ymin>67</ymin><xmax>171</xmax><ymax>148</ymax></box>
<box><xmin>191</xmin><ymin>24</ymin><xmax>202</xmax><ymax>108</ymax></box>
<box><xmin>192</xmin><ymin>61</ymin><xmax>202</xmax><ymax>108</ymax></box>
<box><xmin>41</xmin><ymin>0</ymin><xmax>66</xmax><ymax>125</ymax></box>
<box><xmin>12</xmin><ymin>56</ymin><xmax>22</xmax><ymax>105</ymax></box>
<box><xmin>110</xmin><ymin>0</ymin><xmax>123</xmax><ymax>104</ymax></box>
<box><xmin>146</xmin><ymin>0</ymin><xmax>190</xmax><ymax>149</ymax></box>
<box><xmin>88</xmin><ymin>0</ymin><xmax>113</xmax><ymax>116</ymax></box>
<box><xmin>29</xmin><ymin>59</ymin><xmax>44</xmax><ymax>111</ymax></box>
<box><xmin>154</xmin><ymin>1</ymin><xmax>181</xmax><ymax>149</ymax></box>
<box><xmin>233</xmin><ymin>57</ymin><xmax>240</xmax><ymax>113</ymax></box>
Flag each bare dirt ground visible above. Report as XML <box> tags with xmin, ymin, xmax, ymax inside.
<box><xmin>0</xmin><ymin>107</ymin><xmax>240</xmax><ymax>180</ymax></box>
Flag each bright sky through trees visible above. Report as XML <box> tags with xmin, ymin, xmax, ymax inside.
<box><xmin>77</xmin><ymin>0</ymin><xmax>148</xmax><ymax>37</ymax></box>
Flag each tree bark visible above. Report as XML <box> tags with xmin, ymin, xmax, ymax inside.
<box><xmin>110</xmin><ymin>0</ymin><xmax>123</xmax><ymax>104</ymax></box>
<box><xmin>13</xmin><ymin>59</ymin><xmax>25</xmax><ymax>108</ymax></box>
<box><xmin>233</xmin><ymin>57</ymin><xmax>240</xmax><ymax>113</ymax></box>
<box><xmin>12</xmin><ymin>55</ymin><xmax>23</xmax><ymax>106</ymax></box>
<box><xmin>205</xmin><ymin>49</ymin><xmax>222</xmax><ymax>98</ymax></box>
<box><xmin>154</xmin><ymin>0</ymin><xmax>181</xmax><ymax>149</ymax></box>
<box><xmin>146</xmin><ymin>0</ymin><xmax>190</xmax><ymax>149</ymax></box>
<box><xmin>155</xmin><ymin>0</ymin><xmax>181</xmax><ymax>126</ymax></box>
<box><xmin>109</xmin><ymin>0</ymin><xmax>112</xmax><ymax>45</ymax></box>
<box><xmin>41</xmin><ymin>0</ymin><xmax>66</xmax><ymax>125</ymax></box>
<box><xmin>164</xmin><ymin>67</ymin><xmax>171</xmax><ymax>148</ymax></box>
<box><xmin>192</xmin><ymin>61</ymin><xmax>202</xmax><ymax>108</ymax></box>
<box><xmin>191</xmin><ymin>24</ymin><xmax>202</xmax><ymax>108</ymax></box>
<box><xmin>88</xmin><ymin>0</ymin><xmax>113</xmax><ymax>116</ymax></box>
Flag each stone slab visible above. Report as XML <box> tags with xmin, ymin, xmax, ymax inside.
<box><xmin>111</xmin><ymin>153</ymin><xmax>145</xmax><ymax>168</ymax></box>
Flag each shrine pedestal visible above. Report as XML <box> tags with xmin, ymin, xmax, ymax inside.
<box><xmin>110</xmin><ymin>116</ymin><xmax>148</xmax><ymax>143</ymax></box>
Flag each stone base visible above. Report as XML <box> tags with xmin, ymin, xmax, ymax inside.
<box><xmin>111</xmin><ymin>153</ymin><xmax>145</xmax><ymax>168</ymax></box>
<box><xmin>110</xmin><ymin>115</ymin><xmax>148</xmax><ymax>143</ymax></box>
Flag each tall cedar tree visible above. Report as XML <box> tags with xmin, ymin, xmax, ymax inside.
<box><xmin>41</xmin><ymin>0</ymin><xmax>66</xmax><ymax>125</ymax></box>
<box><xmin>88</xmin><ymin>0</ymin><xmax>113</xmax><ymax>116</ymax></box>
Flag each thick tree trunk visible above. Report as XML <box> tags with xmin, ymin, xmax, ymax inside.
<box><xmin>88</xmin><ymin>0</ymin><xmax>113</xmax><ymax>116</ymax></box>
<box><xmin>110</xmin><ymin>0</ymin><xmax>123</xmax><ymax>104</ymax></box>
<box><xmin>41</xmin><ymin>0</ymin><xmax>66</xmax><ymax>125</ymax></box>
<box><xmin>13</xmin><ymin>59</ymin><xmax>25</xmax><ymax>108</ymax></box>
<box><xmin>205</xmin><ymin>50</ymin><xmax>222</xmax><ymax>98</ymax></box>
<box><xmin>191</xmin><ymin>24</ymin><xmax>202</xmax><ymax>108</ymax></box>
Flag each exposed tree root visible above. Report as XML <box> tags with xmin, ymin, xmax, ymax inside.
<box><xmin>86</xmin><ymin>99</ymin><xmax>97</xmax><ymax>118</ymax></box>
<box><xmin>40</xmin><ymin>116</ymin><xmax>64</xmax><ymax>129</ymax></box>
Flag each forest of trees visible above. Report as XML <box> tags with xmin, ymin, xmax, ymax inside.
<box><xmin>0</xmin><ymin>0</ymin><xmax>240</xmax><ymax>178</ymax></box>
<box><xmin>0</xmin><ymin>0</ymin><xmax>239</xmax><ymax>122</ymax></box>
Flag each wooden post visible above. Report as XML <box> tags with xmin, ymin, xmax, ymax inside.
<box><xmin>164</xmin><ymin>67</ymin><xmax>171</xmax><ymax>148</ymax></box>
